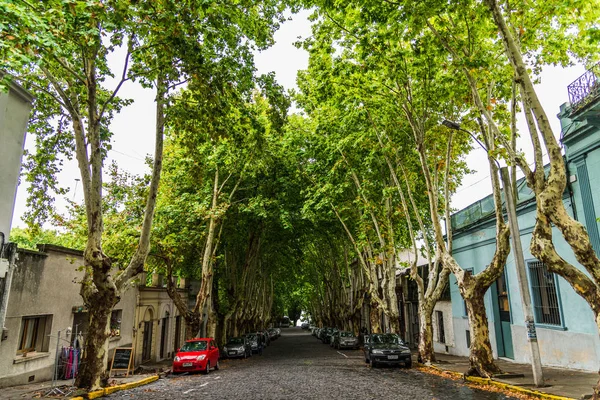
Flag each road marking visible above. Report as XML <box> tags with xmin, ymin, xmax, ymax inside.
<box><xmin>337</xmin><ymin>351</ymin><xmax>348</xmax><ymax>358</ymax></box>
<box><xmin>184</xmin><ymin>382</ymin><xmax>208</xmax><ymax>394</ymax></box>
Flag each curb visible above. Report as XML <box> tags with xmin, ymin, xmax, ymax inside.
<box><xmin>423</xmin><ymin>364</ymin><xmax>574</xmax><ymax>400</ymax></box>
<box><xmin>70</xmin><ymin>375</ymin><xmax>159</xmax><ymax>400</ymax></box>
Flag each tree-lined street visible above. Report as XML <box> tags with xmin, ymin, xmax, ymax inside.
<box><xmin>2</xmin><ymin>0</ymin><xmax>600</xmax><ymax>398</ymax></box>
<box><xmin>108</xmin><ymin>329</ymin><xmax>518</xmax><ymax>400</ymax></box>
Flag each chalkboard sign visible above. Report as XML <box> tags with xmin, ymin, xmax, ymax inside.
<box><xmin>109</xmin><ymin>347</ymin><xmax>133</xmax><ymax>376</ymax></box>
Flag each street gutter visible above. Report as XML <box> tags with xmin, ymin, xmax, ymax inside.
<box><xmin>69</xmin><ymin>375</ymin><xmax>159</xmax><ymax>400</ymax></box>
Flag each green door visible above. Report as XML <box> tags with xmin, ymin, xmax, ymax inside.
<box><xmin>495</xmin><ymin>272</ymin><xmax>514</xmax><ymax>359</ymax></box>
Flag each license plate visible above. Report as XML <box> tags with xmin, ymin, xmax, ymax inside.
<box><xmin>183</xmin><ymin>362</ymin><xmax>193</xmax><ymax>367</ymax></box>
<box><xmin>387</xmin><ymin>355</ymin><xmax>399</xmax><ymax>360</ymax></box>
<box><xmin>228</xmin><ymin>351</ymin><xmax>236</xmax><ymax>355</ymax></box>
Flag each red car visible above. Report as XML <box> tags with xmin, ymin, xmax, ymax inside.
<box><xmin>173</xmin><ymin>338</ymin><xmax>220</xmax><ymax>374</ymax></box>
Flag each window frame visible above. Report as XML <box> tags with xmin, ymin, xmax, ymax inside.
<box><xmin>526</xmin><ymin>259</ymin><xmax>566</xmax><ymax>329</ymax></box>
<box><xmin>110</xmin><ymin>309</ymin><xmax>123</xmax><ymax>338</ymax></box>
<box><xmin>17</xmin><ymin>315</ymin><xmax>52</xmax><ymax>355</ymax></box>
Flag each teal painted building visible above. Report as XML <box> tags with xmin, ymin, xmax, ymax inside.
<box><xmin>448</xmin><ymin>65</ymin><xmax>600</xmax><ymax>371</ymax></box>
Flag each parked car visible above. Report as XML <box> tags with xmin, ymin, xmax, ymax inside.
<box><xmin>173</xmin><ymin>338</ymin><xmax>220</xmax><ymax>374</ymax></box>
<box><xmin>263</xmin><ymin>329</ymin><xmax>271</xmax><ymax>346</ymax></box>
<box><xmin>329</xmin><ymin>330</ymin><xmax>340</xmax><ymax>347</ymax></box>
<box><xmin>246</xmin><ymin>333</ymin><xmax>264</xmax><ymax>355</ymax></box>
<box><xmin>222</xmin><ymin>336</ymin><xmax>252</xmax><ymax>359</ymax></box>
<box><xmin>318</xmin><ymin>327</ymin><xmax>329</xmax><ymax>342</ymax></box>
<box><xmin>363</xmin><ymin>333</ymin><xmax>411</xmax><ymax>368</ymax></box>
<box><xmin>334</xmin><ymin>331</ymin><xmax>359</xmax><ymax>350</ymax></box>
<box><xmin>323</xmin><ymin>328</ymin><xmax>337</xmax><ymax>344</ymax></box>
<box><xmin>268</xmin><ymin>328</ymin><xmax>278</xmax><ymax>340</ymax></box>
<box><xmin>301</xmin><ymin>322</ymin><xmax>309</xmax><ymax>329</ymax></box>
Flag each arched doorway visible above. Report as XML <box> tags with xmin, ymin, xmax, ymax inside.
<box><xmin>141</xmin><ymin>308</ymin><xmax>154</xmax><ymax>362</ymax></box>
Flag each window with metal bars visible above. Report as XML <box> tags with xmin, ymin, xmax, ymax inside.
<box><xmin>528</xmin><ymin>261</ymin><xmax>562</xmax><ymax>326</ymax></box>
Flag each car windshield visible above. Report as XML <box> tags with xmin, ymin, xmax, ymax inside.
<box><xmin>180</xmin><ymin>341</ymin><xmax>208</xmax><ymax>352</ymax></box>
<box><xmin>227</xmin><ymin>338</ymin><xmax>244</xmax><ymax>345</ymax></box>
<box><xmin>340</xmin><ymin>331</ymin><xmax>355</xmax><ymax>337</ymax></box>
<box><xmin>371</xmin><ymin>334</ymin><xmax>403</xmax><ymax>345</ymax></box>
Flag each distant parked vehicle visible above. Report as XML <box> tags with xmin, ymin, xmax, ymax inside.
<box><xmin>320</xmin><ymin>327</ymin><xmax>334</xmax><ymax>343</ymax></box>
<box><xmin>363</xmin><ymin>333</ymin><xmax>411</xmax><ymax>368</ymax></box>
<box><xmin>173</xmin><ymin>338</ymin><xmax>220</xmax><ymax>374</ymax></box>
<box><xmin>323</xmin><ymin>328</ymin><xmax>337</xmax><ymax>344</ymax></box>
<box><xmin>246</xmin><ymin>333</ymin><xmax>264</xmax><ymax>355</ymax></box>
<box><xmin>222</xmin><ymin>336</ymin><xmax>252</xmax><ymax>359</ymax></box>
<box><xmin>330</xmin><ymin>330</ymin><xmax>340</xmax><ymax>347</ymax></box>
<box><xmin>301</xmin><ymin>322</ymin><xmax>309</xmax><ymax>329</ymax></box>
<box><xmin>333</xmin><ymin>331</ymin><xmax>359</xmax><ymax>350</ymax></box>
<box><xmin>268</xmin><ymin>328</ymin><xmax>278</xmax><ymax>340</ymax></box>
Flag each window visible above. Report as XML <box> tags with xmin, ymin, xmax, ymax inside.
<box><xmin>18</xmin><ymin>315</ymin><xmax>52</xmax><ymax>354</ymax></box>
<box><xmin>110</xmin><ymin>310</ymin><xmax>122</xmax><ymax>338</ymax></box>
<box><xmin>528</xmin><ymin>261</ymin><xmax>562</xmax><ymax>326</ymax></box>
<box><xmin>436</xmin><ymin>311</ymin><xmax>445</xmax><ymax>344</ymax></box>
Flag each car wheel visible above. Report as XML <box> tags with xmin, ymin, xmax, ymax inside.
<box><xmin>215</xmin><ymin>360</ymin><xmax>220</xmax><ymax>370</ymax></box>
<box><xmin>405</xmin><ymin>360</ymin><xmax>412</xmax><ymax>369</ymax></box>
<box><xmin>371</xmin><ymin>360</ymin><xmax>378</xmax><ymax>368</ymax></box>
<box><xmin>204</xmin><ymin>361</ymin><xmax>210</xmax><ymax>375</ymax></box>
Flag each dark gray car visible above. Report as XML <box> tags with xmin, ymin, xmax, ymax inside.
<box><xmin>246</xmin><ymin>333</ymin><xmax>263</xmax><ymax>355</ymax></box>
<box><xmin>363</xmin><ymin>333</ymin><xmax>411</xmax><ymax>368</ymax></box>
<box><xmin>223</xmin><ymin>336</ymin><xmax>252</xmax><ymax>359</ymax></box>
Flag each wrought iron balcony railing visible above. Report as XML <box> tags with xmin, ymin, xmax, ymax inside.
<box><xmin>568</xmin><ymin>62</ymin><xmax>600</xmax><ymax>113</ymax></box>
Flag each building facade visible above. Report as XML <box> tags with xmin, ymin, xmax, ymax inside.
<box><xmin>0</xmin><ymin>245</ymin><xmax>136</xmax><ymax>388</ymax></box>
<box><xmin>0</xmin><ymin>245</ymin><xmax>188</xmax><ymax>388</ymax></box>
<box><xmin>447</xmin><ymin>64</ymin><xmax>600</xmax><ymax>372</ymax></box>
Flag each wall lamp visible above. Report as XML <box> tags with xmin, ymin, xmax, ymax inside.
<box><xmin>442</xmin><ymin>119</ymin><xmax>500</xmax><ymax>167</ymax></box>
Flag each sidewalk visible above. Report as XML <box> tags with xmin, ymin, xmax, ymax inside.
<box><xmin>429</xmin><ymin>353</ymin><xmax>598</xmax><ymax>399</ymax></box>
<box><xmin>0</xmin><ymin>360</ymin><xmax>171</xmax><ymax>399</ymax></box>
<box><xmin>0</xmin><ymin>374</ymin><xmax>158</xmax><ymax>399</ymax></box>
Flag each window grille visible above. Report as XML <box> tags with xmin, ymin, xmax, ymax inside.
<box><xmin>528</xmin><ymin>261</ymin><xmax>562</xmax><ymax>326</ymax></box>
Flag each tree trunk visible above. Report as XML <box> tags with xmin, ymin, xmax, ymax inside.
<box><xmin>464</xmin><ymin>291</ymin><xmax>502</xmax><ymax>377</ymax></box>
<box><xmin>369</xmin><ymin>300</ymin><xmax>381</xmax><ymax>333</ymax></box>
<box><xmin>75</xmin><ymin>287</ymin><xmax>117</xmax><ymax>389</ymax></box>
<box><xmin>418</xmin><ymin>303</ymin><xmax>435</xmax><ymax>364</ymax></box>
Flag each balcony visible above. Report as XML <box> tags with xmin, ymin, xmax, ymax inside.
<box><xmin>567</xmin><ymin>62</ymin><xmax>600</xmax><ymax>115</ymax></box>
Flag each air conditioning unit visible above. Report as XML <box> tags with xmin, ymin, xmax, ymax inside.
<box><xmin>0</xmin><ymin>259</ymin><xmax>9</xmax><ymax>278</ymax></box>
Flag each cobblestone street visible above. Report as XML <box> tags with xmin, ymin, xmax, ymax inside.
<box><xmin>108</xmin><ymin>329</ymin><xmax>520</xmax><ymax>399</ymax></box>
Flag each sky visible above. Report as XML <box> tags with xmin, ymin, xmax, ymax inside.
<box><xmin>11</xmin><ymin>9</ymin><xmax>587</xmax><ymax>228</ymax></box>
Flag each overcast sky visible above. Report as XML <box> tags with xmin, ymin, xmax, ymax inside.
<box><xmin>12</xmin><ymin>9</ymin><xmax>586</xmax><ymax>228</ymax></box>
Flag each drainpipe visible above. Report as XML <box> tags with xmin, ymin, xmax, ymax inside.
<box><xmin>564</xmin><ymin>156</ymin><xmax>578</xmax><ymax>220</ymax></box>
<box><xmin>0</xmin><ymin>243</ymin><xmax>17</xmax><ymax>340</ymax></box>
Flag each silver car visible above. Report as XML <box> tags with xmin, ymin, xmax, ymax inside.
<box><xmin>334</xmin><ymin>331</ymin><xmax>359</xmax><ymax>350</ymax></box>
